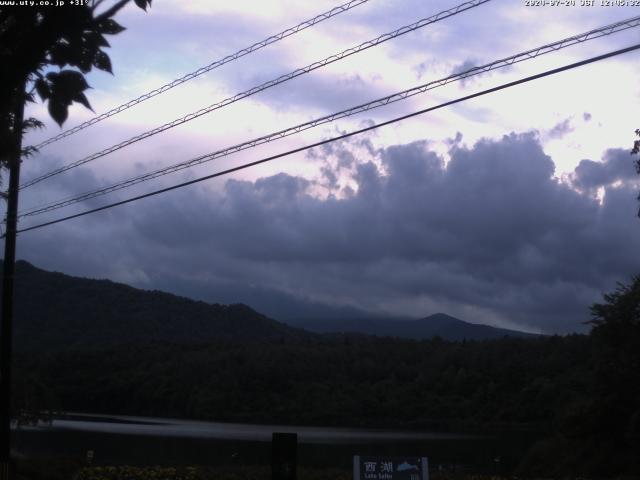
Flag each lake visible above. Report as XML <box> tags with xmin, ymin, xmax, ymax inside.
<box><xmin>12</xmin><ymin>413</ymin><xmax>538</xmax><ymax>473</ymax></box>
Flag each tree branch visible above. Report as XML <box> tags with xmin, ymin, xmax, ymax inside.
<box><xmin>91</xmin><ymin>0</ymin><xmax>107</xmax><ymax>10</ymax></box>
<box><xmin>95</xmin><ymin>0</ymin><xmax>130</xmax><ymax>21</ymax></box>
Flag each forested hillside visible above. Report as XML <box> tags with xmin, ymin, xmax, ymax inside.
<box><xmin>15</xmin><ymin>334</ymin><xmax>590</xmax><ymax>431</ymax></box>
<box><xmin>7</xmin><ymin>261</ymin><xmax>534</xmax><ymax>348</ymax></box>
<box><xmin>7</xmin><ymin>260</ymin><xmax>306</xmax><ymax>351</ymax></box>
<box><xmin>6</xmin><ymin>262</ymin><xmax>640</xmax><ymax>475</ymax></box>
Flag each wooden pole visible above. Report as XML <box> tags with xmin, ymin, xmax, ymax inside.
<box><xmin>0</xmin><ymin>75</ymin><xmax>26</xmax><ymax>480</ymax></box>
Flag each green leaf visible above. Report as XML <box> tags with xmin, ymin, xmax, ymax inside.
<box><xmin>21</xmin><ymin>145</ymin><xmax>40</xmax><ymax>159</ymax></box>
<box><xmin>93</xmin><ymin>33</ymin><xmax>110</xmax><ymax>48</ymax></box>
<box><xmin>49</xmin><ymin>44</ymin><xmax>68</xmax><ymax>68</ymax></box>
<box><xmin>72</xmin><ymin>92</ymin><xmax>93</xmax><ymax>112</ymax></box>
<box><xmin>35</xmin><ymin>78</ymin><xmax>51</xmax><ymax>102</ymax></box>
<box><xmin>56</xmin><ymin>70</ymin><xmax>90</xmax><ymax>95</ymax></box>
<box><xmin>48</xmin><ymin>100</ymin><xmax>68</xmax><ymax>127</ymax></box>
<box><xmin>134</xmin><ymin>0</ymin><xmax>150</xmax><ymax>10</ymax></box>
<box><xmin>99</xmin><ymin>18</ymin><xmax>126</xmax><ymax>35</ymax></box>
<box><xmin>78</xmin><ymin>49</ymin><xmax>94</xmax><ymax>73</ymax></box>
<box><xmin>46</xmin><ymin>70</ymin><xmax>93</xmax><ymax>123</ymax></box>
<box><xmin>93</xmin><ymin>50</ymin><xmax>113</xmax><ymax>74</ymax></box>
<box><xmin>49</xmin><ymin>43</ymin><xmax>74</xmax><ymax>68</ymax></box>
<box><xmin>23</xmin><ymin>117</ymin><xmax>45</xmax><ymax>131</ymax></box>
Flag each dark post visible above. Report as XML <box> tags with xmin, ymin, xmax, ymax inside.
<box><xmin>272</xmin><ymin>432</ymin><xmax>297</xmax><ymax>480</ymax></box>
<box><xmin>0</xmin><ymin>76</ymin><xmax>26</xmax><ymax>480</ymax></box>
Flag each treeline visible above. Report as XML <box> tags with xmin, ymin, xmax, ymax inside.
<box><xmin>9</xmin><ymin>266</ymin><xmax>640</xmax><ymax>476</ymax></box>
<box><xmin>7</xmin><ymin>260</ymin><xmax>306</xmax><ymax>353</ymax></box>
<box><xmin>15</xmin><ymin>334</ymin><xmax>591</xmax><ymax>431</ymax></box>
<box><xmin>13</xmin><ymin>322</ymin><xmax>640</xmax><ymax>475</ymax></box>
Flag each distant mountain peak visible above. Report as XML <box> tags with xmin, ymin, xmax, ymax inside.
<box><xmin>418</xmin><ymin>312</ymin><xmax>468</xmax><ymax>325</ymax></box>
<box><xmin>5</xmin><ymin>260</ymin><xmax>537</xmax><ymax>349</ymax></box>
<box><xmin>284</xmin><ymin>312</ymin><xmax>538</xmax><ymax>341</ymax></box>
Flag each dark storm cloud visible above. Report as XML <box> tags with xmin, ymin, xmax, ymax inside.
<box><xmin>450</xmin><ymin>59</ymin><xmax>479</xmax><ymax>87</ymax></box>
<box><xmin>547</xmin><ymin>118</ymin><xmax>574</xmax><ymax>139</ymax></box>
<box><xmin>16</xmin><ymin>154</ymin><xmax>106</xmax><ymax>222</ymax></box>
<box><xmin>571</xmin><ymin>148</ymin><xmax>638</xmax><ymax>193</ymax></box>
<box><xmin>15</xmin><ymin>132</ymin><xmax>640</xmax><ymax>334</ymax></box>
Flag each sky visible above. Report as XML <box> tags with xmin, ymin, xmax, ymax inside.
<box><xmin>6</xmin><ymin>0</ymin><xmax>640</xmax><ymax>334</ymax></box>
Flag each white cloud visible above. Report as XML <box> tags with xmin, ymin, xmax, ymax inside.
<box><xmin>14</xmin><ymin>133</ymin><xmax>640</xmax><ymax>334</ymax></box>
<box><xmin>10</xmin><ymin>1</ymin><xmax>640</xmax><ymax>335</ymax></box>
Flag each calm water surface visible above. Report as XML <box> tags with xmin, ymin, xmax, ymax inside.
<box><xmin>13</xmin><ymin>413</ymin><xmax>537</xmax><ymax>472</ymax></box>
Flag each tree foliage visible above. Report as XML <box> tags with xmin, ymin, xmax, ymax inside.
<box><xmin>14</xmin><ymin>334</ymin><xmax>592</xmax><ymax>432</ymax></box>
<box><xmin>590</xmin><ymin>275</ymin><xmax>640</xmax><ymax>329</ymax></box>
<box><xmin>588</xmin><ymin>277</ymin><xmax>640</xmax><ymax>466</ymax></box>
<box><xmin>632</xmin><ymin>129</ymin><xmax>640</xmax><ymax>216</ymax></box>
<box><xmin>0</xmin><ymin>0</ymin><xmax>151</xmax><ymax>168</ymax></box>
<box><xmin>522</xmin><ymin>277</ymin><xmax>640</xmax><ymax>476</ymax></box>
<box><xmin>8</xmin><ymin>263</ymin><xmax>640</xmax><ymax>475</ymax></box>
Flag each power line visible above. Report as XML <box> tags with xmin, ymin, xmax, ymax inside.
<box><xmin>19</xmin><ymin>0</ymin><xmax>490</xmax><ymax>190</ymax></box>
<box><xmin>30</xmin><ymin>0</ymin><xmax>373</xmax><ymax>150</ymax></box>
<box><xmin>13</xmin><ymin>43</ymin><xmax>640</xmax><ymax>236</ymax></box>
<box><xmin>18</xmin><ymin>14</ymin><xmax>640</xmax><ymax>219</ymax></box>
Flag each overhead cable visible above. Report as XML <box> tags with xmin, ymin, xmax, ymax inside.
<box><xmin>31</xmin><ymin>0</ymin><xmax>373</xmax><ymax>150</ymax></box>
<box><xmin>18</xmin><ymin>14</ymin><xmax>640</xmax><ymax>218</ymax></box>
<box><xmin>19</xmin><ymin>0</ymin><xmax>491</xmax><ymax>190</ymax></box>
<box><xmin>14</xmin><ymin>42</ymin><xmax>640</xmax><ymax>235</ymax></box>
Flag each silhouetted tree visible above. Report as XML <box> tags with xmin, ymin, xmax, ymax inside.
<box><xmin>589</xmin><ymin>277</ymin><xmax>640</xmax><ymax>439</ymax></box>
<box><xmin>1</xmin><ymin>0</ymin><xmax>152</xmax><ymax>167</ymax></box>
<box><xmin>511</xmin><ymin>278</ymin><xmax>640</xmax><ymax>477</ymax></box>
<box><xmin>1</xmin><ymin>2</ymin><xmax>152</xmax><ymax>474</ymax></box>
<box><xmin>632</xmin><ymin>129</ymin><xmax>640</xmax><ymax>216</ymax></box>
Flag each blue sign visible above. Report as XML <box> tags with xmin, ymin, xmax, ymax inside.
<box><xmin>353</xmin><ymin>456</ymin><xmax>429</xmax><ymax>480</ymax></box>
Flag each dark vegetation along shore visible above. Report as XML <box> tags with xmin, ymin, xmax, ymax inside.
<box><xmin>6</xmin><ymin>261</ymin><xmax>640</xmax><ymax>477</ymax></box>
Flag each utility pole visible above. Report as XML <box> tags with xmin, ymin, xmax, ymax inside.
<box><xmin>0</xmin><ymin>76</ymin><xmax>26</xmax><ymax>480</ymax></box>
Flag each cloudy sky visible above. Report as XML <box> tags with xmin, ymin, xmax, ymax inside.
<box><xmin>7</xmin><ymin>0</ymin><xmax>640</xmax><ymax>334</ymax></box>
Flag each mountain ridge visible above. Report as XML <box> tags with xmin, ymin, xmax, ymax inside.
<box><xmin>4</xmin><ymin>259</ymin><xmax>536</xmax><ymax>351</ymax></box>
<box><xmin>6</xmin><ymin>260</ymin><xmax>307</xmax><ymax>352</ymax></box>
<box><xmin>283</xmin><ymin>312</ymin><xmax>538</xmax><ymax>340</ymax></box>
